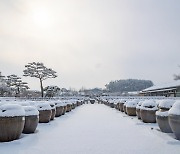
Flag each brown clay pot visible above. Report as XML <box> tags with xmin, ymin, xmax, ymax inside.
<box><xmin>51</xmin><ymin>109</ymin><xmax>56</xmax><ymax>120</ymax></box>
<box><xmin>169</xmin><ymin>114</ymin><xmax>180</xmax><ymax>140</ymax></box>
<box><xmin>39</xmin><ymin>110</ymin><xmax>52</xmax><ymax>123</ymax></box>
<box><xmin>110</xmin><ymin>103</ymin><xmax>114</xmax><ymax>108</ymax></box>
<box><xmin>23</xmin><ymin>115</ymin><xmax>39</xmax><ymax>134</ymax></box>
<box><xmin>66</xmin><ymin>104</ymin><xmax>72</xmax><ymax>112</ymax></box>
<box><xmin>136</xmin><ymin>108</ymin><xmax>141</xmax><ymax>119</ymax></box>
<box><xmin>119</xmin><ymin>103</ymin><xmax>124</xmax><ymax>112</ymax></box>
<box><xmin>123</xmin><ymin>104</ymin><xmax>127</xmax><ymax>114</ymax></box>
<box><xmin>126</xmin><ymin>107</ymin><xmax>136</xmax><ymax>116</ymax></box>
<box><xmin>140</xmin><ymin>109</ymin><xmax>157</xmax><ymax>123</ymax></box>
<box><xmin>156</xmin><ymin>114</ymin><xmax>172</xmax><ymax>133</ymax></box>
<box><xmin>62</xmin><ymin>106</ymin><xmax>67</xmax><ymax>115</ymax></box>
<box><xmin>0</xmin><ymin>116</ymin><xmax>25</xmax><ymax>142</ymax></box>
<box><xmin>55</xmin><ymin>106</ymin><xmax>64</xmax><ymax>117</ymax></box>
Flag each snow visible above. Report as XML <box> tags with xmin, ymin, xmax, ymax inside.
<box><xmin>156</xmin><ymin>111</ymin><xmax>168</xmax><ymax>117</ymax></box>
<box><xmin>136</xmin><ymin>101</ymin><xmax>144</xmax><ymax>109</ymax></box>
<box><xmin>141</xmin><ymin>100</ymin><xmax>158</xmax><ymax>111</ymax></box>
<box><xmin>168</xmin><ymin>101</ymin><xmax>180</xmax><ymax>115</ymax></box>
<box><xmin>126</xmin><ymin>100</ymin><xmax>139</xmax><ymax>108</ymax></box>
<box><xmin>157</xmin><ymin>99</ymin><xmax>175</xmax><ymax>109</ymax></box>
<box><xmin>35</xmin><ymin>102</ymin><xmax>51</xmax><ymax>111</ymax></box>
<box><xmin>55</xmin><ymin>101</ymin><xmax>67</xmax><ymax>107</ymax></box>
<box><xmin>142</xmin><ymin>80</ymin><xmax>180</xmax><ymax>92</ymax></box>
<box><xmin>0</xmin><ymin>104</ymin><xmax>25</xmax><ymax>117</ymax></box>
<box><xmin>23</xmin><ymin>106</ymin><xmax>39</xmax><ymax>116</ymax></box>
<box><xmin>48</xmin><ymin>102</ymin><xmax>56</xmax><ymax>109</ymax></box>
<box><xmin>0</xmin><ymin>103</ymin><xmax>180</xmax><ymax>154</ymax></box>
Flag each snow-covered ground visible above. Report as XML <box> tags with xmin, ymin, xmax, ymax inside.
<box><xmin>0</xmin><ymin>103</ymin><xmax>180</xmax><ymax>154</ymax></box>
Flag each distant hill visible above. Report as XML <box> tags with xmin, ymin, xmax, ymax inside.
<box><xmin>105</xmin><ymin>79</ymin><xmax>153</xmax><ymax>93</ymax></box>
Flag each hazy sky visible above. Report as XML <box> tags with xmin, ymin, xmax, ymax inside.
<box><xmin>0</xmin><ymin>0</ymin><xmax>180</xmax><ymax>90</ymax></box>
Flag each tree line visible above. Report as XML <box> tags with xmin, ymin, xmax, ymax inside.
<box><xmin>105</xmin><ymin>79</ymin><xmax>153</xmax><ymax>93</ymax></box>
<box><xmin>0</xmin><ymin>62</ymin><xmax>58</xmax><ymax>97</ymax></box>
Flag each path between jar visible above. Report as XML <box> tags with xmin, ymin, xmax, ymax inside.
<box><xmin>0</xmin><ymin>104</ymin><xmax>180</xmax><ymax>154</ymax></box>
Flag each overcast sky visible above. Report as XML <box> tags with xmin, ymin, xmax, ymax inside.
<box><xmin>0</xmin><ymin>0</ymin><xmax>180</xmax><ymax>90</ymax></box>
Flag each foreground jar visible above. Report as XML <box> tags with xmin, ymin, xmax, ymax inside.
<box><xmin>168</xmin><ymin>101</ymin><xmax>180</xmax><ymax>140</ymax></box>
<box><xmin>0</xmin><ymin>104</ymin><xmax>25</xmax><ymax>142</ymax></box>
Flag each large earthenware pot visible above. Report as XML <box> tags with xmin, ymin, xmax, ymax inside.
<box><xmin>123</xmin><ymin>102</ymin><xmax>128</xmax><ymax>114</ymax></box>
<box><xmin>55</xmin><ymin>102</ymin><xmax>65</xmax><ymax>117</ymax></box>
<box><xmin>168</xmin><ymin>101</ymin><xmax>180</xmax><ymax>140</ymax></box>
<box><xmin>23</xmin><ymin>106</ymin><xmax>39</xmax><ymax>134</ymax></box>
<box><xmin>49</xmin><ymin>102</ymin><xmax>56</xmax><ymax>120</ymax></box>
<box><xmin>90</xmin><ymin>99</ymin><xmax>95</xmax><ymax>104</ymax></box>
<box><xmin>0</xmin><ymin>104</ymin><xmax>25</xmax><ymax>142</ymax></box>
<box><xmin>140</xmin><ymin>100</ymin><xmax>158</xmax><ymax>123</ymax></box>
<box><xmin>156</xmin><ymin>99</ymin><xmax>175</xmax><ymax>133</ymax></box>
<box><xmin>126</xmin><ymin>100</ymin><xmax>139</xmax><ymax>116</ymax></box>
<box><xmin>119</xmin><ymin>100</ymin><xmax>126</xmax><ymax>112</ymax></box>
<box><xmin>66</xmin><ymin>103</ymin><xmax>72</xmax><ymax>112</ymax></box>
<box><xmin>36</xmin><ymin>103</ymin><xmax>52</xmax><ymax>123</ymax></box>
<box><xmin>136</xmin><ymin>101</ymin><xmax>143</xmax><ymax>119</ymax></box>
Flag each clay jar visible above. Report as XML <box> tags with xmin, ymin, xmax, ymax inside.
<box><xmin>23</xmin><ymin>106</ymin><xmax>39</xmax><ymax>134</ymax></box>
<box><xmin>126</xmin><ymin>100</ymin><xmax>139</xmax><ymax>116</ymax></box>
<box><xmin>136</xmin><ymin>101</ymin><xmax>143</xmax><ymax>119</ymax></box>
<box><xmin>55</xmin><ymin>101</ymin><xmax>65</xmax><ymax>117</ymax></box>
<box><xmin>156</xmin><ymin>99</ymin><xmax>175</xmax><ymax>133</ymax></box>
<box><xmin>168</xmin><ymin>101</ymin><xmax>180</xmax><ymax>140</ymax></box>
<box><xmin>36</xmin><ymin>103</ymin><xmax>52</xmax><ymax>123</ymax></box>
<box><xmin>0</xmin><ymin>104</ymin><xmax>25</xmax><ymax>142</ymax></box>
<box><xmin>140</xmin><ymin>100</ymin><xmax>158</xmax><ymax>123</ymax></box>
<box><xmin>49</xmin><ymin>102</ymin><xmax>56</xmax><ymax>120</ymax></box>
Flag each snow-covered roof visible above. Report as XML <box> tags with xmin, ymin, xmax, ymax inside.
<box><xmin>142</xmin><ymin>80</ymin><xmax>180</xmax><ymax>92</ymax></box>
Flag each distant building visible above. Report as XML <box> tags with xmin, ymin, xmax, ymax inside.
<box><xmin>140</xmin><ymin>81</ymin><xmax>180</xmax><ymax>97</ymax></box>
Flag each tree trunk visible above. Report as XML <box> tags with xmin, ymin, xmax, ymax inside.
<box><xmin>40</xmin><ymin>79</ymin><xmax>44</xmax><ymax>97</ymax></box>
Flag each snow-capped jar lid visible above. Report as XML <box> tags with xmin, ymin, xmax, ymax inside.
<box><xmin>49</xmin><ymin>102</ymin><xmax>56</xmax><ymax>109</ymax></box>
<box><xmin>136</xmin><ymin>101</ymin><xmax>144</xmax><ymax>109</ymax></box>
<box><xmin>141</xmin><ymin>100</ymin><xmax>158</xmax><ymax>111</ymax></box>
<box><xmin>55</xmin><ymin>101</ymin><xmax>66</xmax><ymax>107</ymax></box>
<box><xmin>23</xmin><ymin>106</ymin><xmax>39</xmax><ymax>116</ymax></box>
<box><xmin>168</xmin><ymin>101</ymin><xmax>180</xmax><ymax>116</ymax></box>
<box><xmin>126</xmin><ymin>100</ymin><xmax>139</xmax><ymax>108</ymax></box>
<box><xmin>35</xmin><ymin>102</ymin><xmax>51</xmax><ymax>111</ymax></box>
<box><xmin>157</xmin><ymin>99</ymin><xmax>175</xmax><ymax>109</ymax></box>
<box><xmin>156</xmin><ymin>111</ymin><xmax>168</xmax><ymax>117</ymax></box>
<box><xmin>11</xmin><ymin>101</ymin><xmax>30</xmax><ymax>106</ymax></box>
<box><xmin>0</xmin><ymin>104</ymin><xmax>25</xmax><ymax>117</ymax></box>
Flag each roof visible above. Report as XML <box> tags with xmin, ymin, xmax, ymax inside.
<box><xmin>142</xmin><ymin>80</ymin><xmax>180</xmax><ymax>92</ymax></box>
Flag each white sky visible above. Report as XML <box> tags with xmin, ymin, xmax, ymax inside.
<box><xmin>0</xmin><ymin>0</ymin><xmax>180</xmax><ymax>90</ymax></box>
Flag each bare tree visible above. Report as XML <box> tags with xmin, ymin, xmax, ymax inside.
<box><xmin>6</xmin><ymin>74</ymin><xmax>29</xmax><ymax>97</ymax></box>
<box><xmin>23</xmin><ymin>62</ymin><xmax>57</xmax><ymax>97</ymax></box>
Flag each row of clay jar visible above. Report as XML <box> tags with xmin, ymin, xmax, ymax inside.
<box><xmin>101</xmin><ymin>98</ymin><xmax>180</xmax><ymax>140</ymax></box>
<box><xmin>0</xmin><ymin>99</ymin><xmax>84</xmax><ymax>142</ymax></box>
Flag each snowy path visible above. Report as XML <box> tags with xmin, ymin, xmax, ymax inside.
<box><xmin>0</xmin><ymin>104</ymin><xmax>180</xmax><ymax>154</ymax></box>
